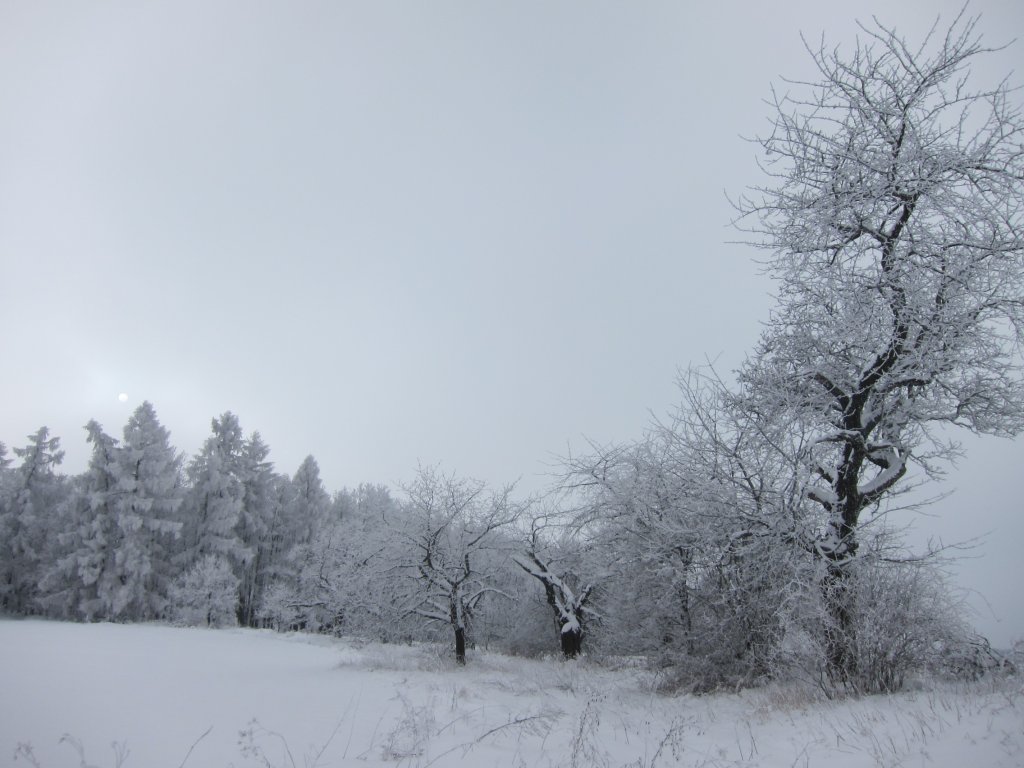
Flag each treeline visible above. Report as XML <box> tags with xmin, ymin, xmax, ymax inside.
<box><xmin>0</xmin><ymin>398</ymin><xmax>1008</xmax><ymax>694</ymax></box>
<box><xmin>0</xmin><ymin>406</ymin><xmax>343</xmax><ymax>628</ymax></box>
<box><xmin>0</xmin><ymin>406</ymin><xmax>590</xmax><ymax>663</ymax></box>
<box><xmin>0</xmin><ymin>408</ymin><xmax>502</xmax><ymax>646</ymax></box>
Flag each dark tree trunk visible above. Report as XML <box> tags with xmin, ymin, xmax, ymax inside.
<box><xmin>560</xmin><ymin>625</ymin><xmax>583</xmax><ymax>659</ymax></box>
<box><xmin>823</xmin><ymin>561</ymin><xmax>856</xmax><ymax>685</ymax></box>
<box><xmin>454</xmin><ymin>626</ymin><xmax>466</xmax><ymax>665</ymax></box>
<box><xmin>238</xmin><ymin>548</ymin><xmax>262</xmax><ymax>627</ymax></box>
<box><xmin>818</xmin><ymin>430</ymin><xmax>865</xmax><ymax>687</ymax></box>
<box><xmin>542</xmin><ymin>579</ymin><xmax>586</xmax><ymax>659</ymax></box>
<box><xmin>514</xmin><ymin>552</ymin><xmax>592</xmax><ymax>660</ymax></box>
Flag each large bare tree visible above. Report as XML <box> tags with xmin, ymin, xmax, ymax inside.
<box><xmin>735</xmin><ymin>11</ymin><xmax>1024</xmax><ymax>681</ymax></box>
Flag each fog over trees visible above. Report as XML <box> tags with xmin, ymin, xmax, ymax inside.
<box><xmin>2</xmin><ymin>11</ymin><xmax>1022</xmax><ymax>695</ymax></box>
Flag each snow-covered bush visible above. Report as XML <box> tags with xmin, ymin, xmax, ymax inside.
<box><xmin>936</xmin><ymin>633</ymin><xmax>1019</xmax><ymax>681</ymax></box>
<box><xmin>168</xmin><ymin>554</ymin><xmax>240</xmax><ymax>627</ymax></box>
<box><xmin>774</xmin><ymin>548</ymin><xmax>972</xmax><ymax>695</ymax></box>
<box><xmin>256</xmin><ymin>581</ymin><xmax>307</xmax><ymax>632</ymax></box>
<box><xmin>847</xmin><ymin>560</ymin><xmax>966</xmax><ymax>692</ymax></box>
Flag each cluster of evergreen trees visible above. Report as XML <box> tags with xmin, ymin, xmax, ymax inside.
<box><xmin>0</xmin><ymin>404</ymin><xmax>346</xmax><ymax>629</ymax></box>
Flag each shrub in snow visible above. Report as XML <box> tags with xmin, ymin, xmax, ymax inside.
<box><xmin>936</xmin><ymin>634</ymin><xmax>1019</xmax><ymax>681</ymax></box>
<box><xmin>169</xmin><ymin>554</ymin><xmax>240</xmax><ymax>627</ymax></box>
<box><xmin>255</xmin><ymin>579</ymin><xmax>337</xmax><ymax>634</ymax></box>
<box><xmin>785</xmin><ymin>551</ymin><xmax>972</xmax><ymax>695</ymax></box>
<box><xmin>846</xmin><ymin>563</ymin><xmax>952</xmax><ymax>692</ymax></box>
<box><xmin>256</xmin><ymin>581</ymin><xmax>303</xmax><ymax>631</ymax></box>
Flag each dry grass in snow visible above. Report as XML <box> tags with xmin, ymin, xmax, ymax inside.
<box><xmin>1</xmin><ymin>619</ymin><xmax>1020</xmax><ymax>767</ymax></box>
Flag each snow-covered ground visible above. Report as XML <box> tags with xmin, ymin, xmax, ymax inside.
<box><xmin>2</xmin><ymin>620</ymin><xmax>1020</xmax><ymax>767</ymax></box>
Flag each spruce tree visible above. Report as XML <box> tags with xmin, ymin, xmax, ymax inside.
<box><xmin>0</xmin><ymin>428</ymin><xmax>65</xmax><ymax>614</ymax></box>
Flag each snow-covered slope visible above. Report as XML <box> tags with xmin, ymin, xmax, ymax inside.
<box><xmin>2</xmin><ymin>620</ymin><xmax>1020</xmax><ymax>767</ymax></box>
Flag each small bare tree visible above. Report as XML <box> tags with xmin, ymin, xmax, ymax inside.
<box><xmin>393</xmin><ymin>466</ymin><xmax>522</xmax><ymax>664</ymax></box>
<box><xmin>513</xmin><ymin>521</ymin><xmax>594</xmax><ymax>659</ymax></box>
<box><xmin>735</xmin><ymin>10</ymin><xmax>1024</xmax><ymax>682</ymax></box>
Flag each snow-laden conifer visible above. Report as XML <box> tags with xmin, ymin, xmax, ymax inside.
<box><xmin>0</xmin><ymin>427</ymin><xmax>65</xmax><ymax>614</ymax></box>
<box><xmin>108</xmin><ymin>402</ymin><xmax>184</xmax><ymax>619</ymax></box>
<box><xmin>179</xmin><ymin>413</ymin><xmax>250</xmax><ymax>620</ymax></box>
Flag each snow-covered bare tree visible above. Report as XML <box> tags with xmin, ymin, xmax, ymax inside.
<box><xmin>513</xmin><ymin>549</ymin><xmax>592</xmax><ymax>659</ymax></box>
<box><xmin>559</xmin><ymin>368</ymin><xmax>829</xmax><ymax>688</ymax></box>
<box><xmin>391</xmin><ymin>466</ymin><xmax>522</xmax><ymax>664</ymax></box>
<box><xmin>328</xmin><ymin>484</ymin><xmax>420</xmax><ymax>641</ymax></box>
<box><xmin>734</xmin><ymin>11</ymin><xmax>1024</xmax><ymax>682</ymax></box>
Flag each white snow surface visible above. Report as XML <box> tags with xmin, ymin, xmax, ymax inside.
<box><xmin>2</xmin><ymin>619</ymin><xmax>1021</xmax><ymax>767</ymax></box>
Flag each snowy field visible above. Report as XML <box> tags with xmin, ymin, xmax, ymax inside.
<box><xmin>2</xmin><ymin>620</ymin><xmax>1021</xmax><ymax>768</ymax></box>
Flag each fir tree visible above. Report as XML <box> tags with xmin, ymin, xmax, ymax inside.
<box><xmin>109</xmin><ymin>402</ymin><xmax>184</xmax><ymax>620</ymax></box>
<box><xmin>236</xmin><ymin>432</ymin><xmax>278</xmax><ymax>626</ymax></box>
<box><xmin>56</xmin><ymin>421</ymin><xmax>122</xmax><ymax>620</ymax></box>
<box><xmin>0</xmin><ymin>428</ymin><xmax>65</xmax><ymax>614</ymax></box>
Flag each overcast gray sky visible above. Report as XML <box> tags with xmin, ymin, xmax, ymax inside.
<box><xmin>2</xmin><ymin>0</ymin><xmax>1022</xmax><ymax>645</ymax></box>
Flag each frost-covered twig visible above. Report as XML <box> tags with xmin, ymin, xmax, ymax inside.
<box><xmin>423</xmin><ymin>712</ymin><xmax>557</xmax><ymax>768</ymax></box>
<box><xmin>176</xmin><ymin>725</ymin><xmax>212</xmax><ymax>768</ymax></box>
